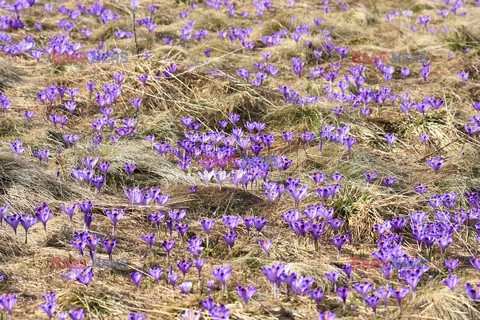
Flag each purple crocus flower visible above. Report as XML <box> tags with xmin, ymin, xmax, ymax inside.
<box><xmin>79</xmin><ymin>26</ymin><xmax>94</xmax><ymax>39</ymax></box>
<box><xmin>375</xmin><ymin>286</ymin><xmax>393</xmax><ymax>309</ymax></box>
<box><xmin>85</xmin><ymin>234</ymin><xmax>99</xmax><ymax>261</ymax></box>
<box><xmin>79</xmin><ymin>201</ymin><xmax>94</xmax><ymax>214</ymax></box>
<box><xmin>76</xmin><ymin>267</ymin><xmax>94</xmax><ymax>287</ymax></box>
<box><xmin>148</xmin><ymin>266</ymin><xmax>163</xmax><ymax>284</ymax></box>
<box><xmin>328</xmin><ymin>235</ymin><xmax>347</xmax><ymax>255</ymax></box>
<box><xmin>335</xmin><ymin>46</ymin><xmax>349</xmax><ymax>59</ymax></box>
<box><xmin>138</xmin><ymin>74</ymin><xmax>148</xmax><ymax>85</ymax></box>
<box><xmin>124</xmin><ymin>162</ymin><xmax>137</xmax><ymax>175</ymax></box>
<box><xmin>392</xmin><ymin>286</ymin><xmax>410</xmax><ymax>311</ymax></box>
<box><xmin>5</xmin><ymin>214</ymin><xmax>21</xmax><ymax>234</ymax></box>
<box><xmin>223</xmin><ymin>232</ymin><xmax>237</xmax><ymax>251</ymax></box>
<box><xmin>0</xmin><ymin>93</ymin><xmax>11</xmax><ymax>113</ymax></box>
<box><xmin>125</xmin><ymin>187</ymin><xmax>143</xmax><ymax>205</ymax></box>
<box><xmin>419</xmin><ymin>134</ymin><xmax>430</xmax><ymax>145</ymax></box>
<box><xmin>85</xmin><ymin>82</ymin><xmax>96</xmax><ymax>95</ymax></box>
<box><xmin>382</xmin><ymin>177</ymin><xmax>397</xmax><ymax>187</ymax></box>
<box><xmin>472</xmin><ymin>102</ymin><xmax>480</xmax><ymax>112</ymax></box>
<box><xmin>68</xmin><ymin>308</ymin><xmax>85</xmax><ymax>320</ymax></box>
<box><xmin>194</xmin><ymin>258</ymin><xmax>205</xmax><ymax>279</ymax></box>
<box><xmin>84</xmin><ymin>212</ymin><xmax>94</xmax><ymax>230</ymax></box>
<box><xmin>63</xmin><ymin>134</ymin><xmax>79</xmax><ymax>147</ymax></box>
<box><xmin>457</xmin><ymin>70</ymin><xmax>469</xmax><ymax>85</ymax></box>
<box><xmin>206</xmin><ymin>281</ymin><xmax>215</xmax><ymax>296</ymax></box>
<box><xmin>39</xmin><ymin>300</ymin><xmax>57</xmax><ymax>319</ymax></box>
<box><xmin>145</xmin><ymin>135</ymin><xmax>155</xmax><ymax>147</ymax></box>
<box><xmin>214</xmin><ymin>170</ymin><xmax>230</xmax><ymax>189</ymax></box>
<box><xmin>259</xmin><ymin>239</ymin><xmax>272</xmax><ymax>257</ymax></box>
<box><xmin>444</xmin><ymin>258</ymin><xmax>460</xmax><ymax>273</ymax></box>
<box><xmin>64</xmin><ymin>101</ymin><xmax>76</xmax><ymax>113</ymax></box>
<box><xmin>130</xmin><ymin>272</ymin><xmax>143</xmax><ymax>291</ymax></box>
<box><xmin>414</xmin><ymin>184</ymin><xmax>428</xmax><ymax>194</ymax></box>
<box><xmin>318</xmin><ymin>311</ymin><xmax>336</xmax><ymax>320</ymax></box>
<box><xmin>177</xmin><ymin>260</ymin><xmax>192</xmax><ymax>280</ymax></box>
<box><xmin>400</xmin><ymin>67</ymin><xmax>410</xmax><ymax>81</ymax></box>
<box><xmin>201</xmin><ymin>296</ymin><xmax>216</xmax><ymax>311</ymax></box>
<box><xmin>218</xmin><ymin>119</ymin><xmax>228</xmax><ymax>130</ymax></box>
<box><xmin>9</xmin><ymin>140</ymin><xmax>25</xmax><ymax>155</ymax></box>
<box><xmin>365</xmin><ymin>294</ymin><xmax>380</xmax><ymax>314</ymax></box>
<box><xmin>443</xmin><ymin>274</ymin><xmax>459</xmax><ymax>291</ymax></box>
<box><xmin>291</xmin><ymin>276</ymin><xmax>315</xmax><ymax>295</ymax></box>
<box><xmin>200</xmin><ymin>219</ymin><xmax>215</xmax><ymax>237</ymax></box>
<box><xmin>212</xmin><ymin>265</ymin><xmax>232</xmax><ymax>291</ymax></box>
<box><xmin>35</xmin><ymin>202</ymin><xmax>52</xmax><ymax>232</ymax></box>
<box><xmin>364</xmin><ymin>170</ymin><xmax>378</xmax><ymax>183</ymax></box>
<box><xmin>385</xmin><ymin>133</ymin><xmax>397</xmax><ymax>150</ymax></box>
<box><xmin>130</xmin><ymin>98</ymin><xmax>142</xmax><ymax>111</ymax></box>
<box><xmin>71</xmin><ymin>238</ymin><xmax>87</xmax><ymax>257</ymax></box>
<box><xmin>243</xmin><ymin>217</ymin><xmax>254</xmax><ymax>236</ymax></box>
<box><xmin>426</xmin><ymin>157</ymin><xmax>444</xmax><ymax>173</ymax></box>
<box><xmin>105</xmin><ymin>208</ymin><xmax>126</xmax><ymax>235</ymax></box>
<box><xmin>179</xmin><ymin>281</ymin><xmax>193</xmax><ymax>294</ymax></box>
<box><xmin>282</xmin><ymin>131</ymin><xmax>295</xmax><ymax>144</ymax></box>
<box><xmin>236</xmin><ymin>285</ymin><xmax>258</xmax><ymax>306</ymax></box>
<box><xmin>465</xmin><ymin>283</ymin><xmax>480</xmax><ymax>301</ymax></box>
<box><xmin>342</xmin><ymin>264</ymin><xmax>352</xmax><ymax>281</ymax></box>
<box><xmin>142</xmin><ymin>233</ymin><xmax>157</xmax><ymax>251</ymax></box>
<box><xmin>24</xmin><ymin>110</ymin><xmax>36</xmax><ymax>120</ymax></box>
<box><xmin>41</xmin><ymin>292</ymin><xmax>56</xmax><ymax>303</ymax></box>
<box><xmin>0</xmin><ymin>292</ymin><xmax>18</xmax><ymax>317</ymax></box>
<box><xmin>336</xmin><ymin>286</ymin><xmax>349</xmax><ymax>308</ymax></box>
<box><xmin>209</xmin><ymin>304</ymin><xmax>230</xmax><ymax>320</ymax></box>
<box><xmin>236</xmin><ymin>68</ymin><xmax>251</xmax><ymax>82</ymax></box>
<box><xmin>288</xmin><ymin>184</ymin><xmax>309</xmax><ymax>208</ymax></box>
<box><xmin>201</xmin><ymin>219</ymin><xmax>215</xmax><ymax>245</ymax></box>
<box><xmin>470</xmin><ymin>257</ymin><xmax>480</xmax><ymax>272</ymax></box>
<box><xmin>312</xmin><ymin>172</ymin><xmax>327</xmax><ymax>184</ymax></box>
<box><xmin>343</xmin><ymin>137</ymin><xmax>356</xmax><ymax>158</ymax></box>
<box><xmin>328</xmin><ymin>218</ymin><xmax>344</xmax><ymax>233</ymax></box>
<box><xmin>20</xmin><ymin>214</ymin><xmax>37</xmax><ymax>244</ymax></box>
<box><xmin>162</xmin><ymin>240</ymin><xmax>175</xmax><ymax>261</ymax></box>
<box><xmin>253</xmin><ymin>216</ymin><xmax>267</xmax><ymax>232</ymax></box>
<box><xmin>417</xmin><ymin>15</ymin><xmax>430</xmax><ymax>27</ymax></box>
<box><xmin>81</xmin><ymin>156</ymin><xmax>99</xmax><ymax>169</ymax></box>
<box><xmin>420</xmin><ymin>63</ymin><xmax>430</xmax><ymax>82</ymax></box>
<box><xmin>400</xmin><ymin>269</ymin><xmax>422</xmax><ymax>294</ymax></box>
<box><xmin>222</xmin><ymin>216</ymin><xmax>239</xmax><ymax>233</ymax></box>
<box><xmin>101</xmin><ymin>238</ymin><xmax>117</xmax><ymax>259</ymax></box>
<box><xmin>291</xmin><ymin>57</ymin><xmax>305</xmax><ymax>77</ymax></box>
<box><xmin>262</xmin><ymin>52</ymin><xmax>272</xmax><ymax>61</ymax></box>
<box><xmin>353</xmin><ymin>282</ymin><xmax>373</xmax><ymax>300</ymax></box>
<box><xmin>179</xmin><ymin>309</ymin><xmax>201</xmax><ymax>320</ymax></box>
<box><xmin>325</xmin><ymin>270</ymin><xmax>340</xmax><ymax>291</ymax></box>
<box><xmin>128</xmin><ymin>311</ymin><xmax>147</xmax><ymax>320</ymax></box>
<box><xmin>298</xmin><ymin>282</ymin><xmax>318</xmax><ymax>302</ymax></box>
<box><xmin>0</xmin><ymin>205</ymin><xmax>6</xmax><ymax>227</ymax></box>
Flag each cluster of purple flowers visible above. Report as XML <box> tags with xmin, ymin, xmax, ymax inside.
<box><xmin>125</xmin><ymin>187</ymin><xmax>171</xmax><ymax>206</ymax></box>
<box><xmin>2</xmin><ymin>202</ymin><xmax>53</xmax><ymax>244</ymax></box>
<box><xmin>7</xmin><ymin>101</ymin><xmax>480</xmax><ymax>318</ymax></box>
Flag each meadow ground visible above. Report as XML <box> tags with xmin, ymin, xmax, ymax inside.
<box><xmin>1</xmin><ymin>0</ymin><xmax>480</xmax><ymax>319</ymax></box>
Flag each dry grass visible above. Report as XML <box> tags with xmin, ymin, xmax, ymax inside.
<box><xmin>1</xmin><ymin>0</ymin><xmax>480</xmax><ymax>319</ymax></box>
